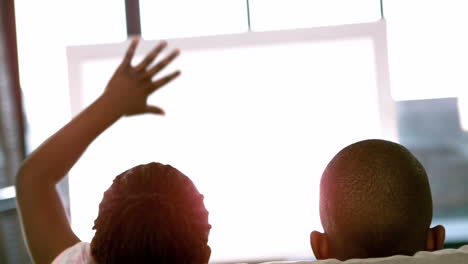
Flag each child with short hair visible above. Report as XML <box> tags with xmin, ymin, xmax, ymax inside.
<box><xmin>311</xmin><ymin>139</ymin><xmax>445</xmax><ymax>261</ymax></box>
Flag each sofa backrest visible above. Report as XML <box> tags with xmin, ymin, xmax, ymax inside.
<box><xmin>258</xmin><ymin>245</ymin><xmax>468</xmax><ymax>264</ymax></box>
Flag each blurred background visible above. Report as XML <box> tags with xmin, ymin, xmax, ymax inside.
<box><xmin>1</xmin><ymin>0</ymin><xmax>468</xmax><ymax>263</ymax></box>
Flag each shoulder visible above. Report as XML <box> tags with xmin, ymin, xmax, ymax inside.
<box><xmin>51</xmin><ymin>241</ymin><xmax>96</xmax><ymax>264</ymax></box>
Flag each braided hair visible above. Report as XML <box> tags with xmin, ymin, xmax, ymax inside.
<box><xmin>90</xmin><ymin>162</ymin><xmax>211</xmax><ymax>264</ymax></box>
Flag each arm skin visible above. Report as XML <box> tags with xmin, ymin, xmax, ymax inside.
<box><xmin>15</xmin><ymin>38</ymin><xmax>181</xmax><ymax>264</ymax></box>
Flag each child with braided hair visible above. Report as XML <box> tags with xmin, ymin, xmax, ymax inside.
<box><xmin>15</xmin><ymin>38</ymin><xmax>211</xmax><ymax>264</ymax></box>
<box><xmin>90</xmin><ymin>162</ymin><xmax>210</xmax><ymax>264</ymax></box>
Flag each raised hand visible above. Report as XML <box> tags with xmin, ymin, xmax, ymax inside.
<box><xmin>15</xmin><ymin>37</ymin><xmax>183</xmax><ymax>264</ymax></box>
<box><xmin>103</xmin><ymin>37</ymin><xmax>181</xmax><ymax>116</ymax></box>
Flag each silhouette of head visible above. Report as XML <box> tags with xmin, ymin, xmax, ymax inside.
<box><xmin>311</xmin><ymin>139</ymin><xmax>444</xmax><ymax>260</ymax></box>
<box><xmin>91</xmin><ymin>162</ymin><xmax>211</xmax><ymax>264</ymax></box>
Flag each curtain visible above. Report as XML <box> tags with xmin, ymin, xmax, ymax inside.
<box><xmin>0</xmin><ymin>0</ymin><xmax>25</xmax><ymax>188</ymax></box>
<box><xmin>0</xmin><ymin>1</ymin><xmax>30</xmax><ymax>263</ymax></box>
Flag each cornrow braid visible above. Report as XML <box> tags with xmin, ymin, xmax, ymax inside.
<box><xmin>90</xmin><ymin>162</ymin><xmax>210</xmax><ymax>264</ymax></box>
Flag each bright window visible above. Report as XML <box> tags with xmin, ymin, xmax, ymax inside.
<box><xmin>15</xmin><ymin>0</ymin><xmax>127</xmax><ymax>151</ymax></box>
<box><xmin>66</xmin><ymin>21</ymin><xmax>393</xmax><ymax>262</ymax></box>
<box><xmin>140</xmin><ymin>0</ymin><xmax>248</xmax><ymax>39</ymax></box>
<box><xmin>386</xmin><ymin>0</ymin><xmax>468</xmax><ymax>101</ymax></box>
<box><xmin>249</xmin><ymin>0</ymin><xmax>381</xmax><ymax>31</ymax></box>
<box><xmin>18</xmin><ymin>0</ymin><xmax>448</xmax><ymax>261</ymax></box>
<box><xmin>385</xmin><ymin>0</ymin><xmax>468</xmax><ymax>241</ymax></box>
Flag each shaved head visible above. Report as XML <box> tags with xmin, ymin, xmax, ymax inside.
<box><xmin>319</xmin><ymin>139</ymin><xmax>432</xmax><ymax>259</ymax></box>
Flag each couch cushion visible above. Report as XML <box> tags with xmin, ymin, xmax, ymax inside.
<box><xmin>259</xmin><ymin>245</ymin><xmax>468</xmax><ymax>264</ymax></box>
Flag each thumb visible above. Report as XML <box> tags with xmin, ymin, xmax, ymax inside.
<box><xmin>145</xmin><ymin>105</ymin><xmax>165</xmax><ymax>115</ymax></box>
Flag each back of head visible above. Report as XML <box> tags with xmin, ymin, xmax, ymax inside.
<box><xmin>91</xmin><ymin>162</ymin><xmax>210</xmax><ymax>264</ymax></box>
<box><xmin>320</xmin><ymin>139</ymin><xmax>432</xmax><ymax>259</ymax></box>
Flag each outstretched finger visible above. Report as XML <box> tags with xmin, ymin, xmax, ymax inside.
<box><xmin>145</xmin><ymin>49</ymin><xmax>180</xmax><ymax>79</ymax></box>
<box><xmin>122</xmin><ymin>37</ymin><xmax>140</xmax><ymax>67</ymax></box>
<box><xmin>134</xmin><ymin>40</ymin><xmax>167</xmax><ymax>72</ymax></box>
<box><xmin>145</xmin><ymin>105</ymin><xmax>165</xmax><ymax>115</ymax></box>
<box><xmin>147</xmin><ymin>70</ymin><xmax>181</xmax><ymax>95</ymax></box>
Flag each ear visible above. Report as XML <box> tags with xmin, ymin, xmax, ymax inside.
<box><xmin>425</xmin><ymin>225</ymin><xmax>445</xmax><ymax>252</ymax></box>
<box><xmin>311</xmin><ymin>231</ymin><xmax>331</xmax><ymax>260</ymax></box>
<box><xmin>203</xmin><ymin>245</ymin><xmax>211</xmax><ymax>264</ymax></box>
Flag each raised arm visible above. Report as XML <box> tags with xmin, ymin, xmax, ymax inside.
<box><xmin>15</xmin><ymin>38</ymin><xmax>180</xmax><ymax>264</ymax></box>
